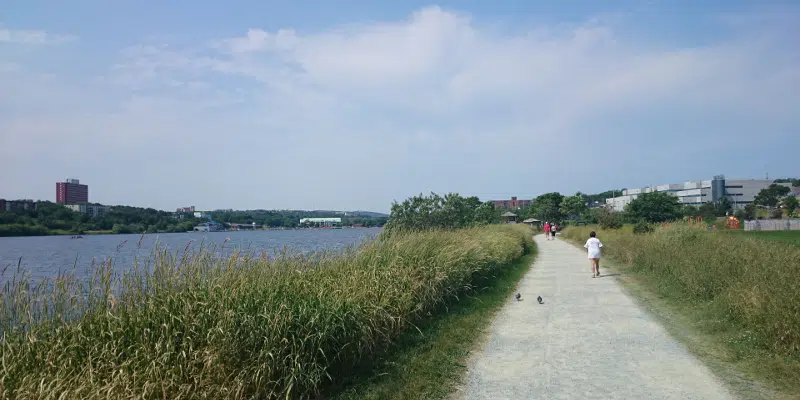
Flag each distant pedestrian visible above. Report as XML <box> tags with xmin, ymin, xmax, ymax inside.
<box><xmin>584</xmin><ymin>231</ymin><xmax>603</xmax><ymax>278</ymax></box>
<box><xmin>551</xmin><ymin>224</ymin><xmax>558</xmax><ymax>239</ymax></box>
<box><xmin>543</xmin><ymin>222</ymin><xmax>551</xmax><ymax>240</ymax></box>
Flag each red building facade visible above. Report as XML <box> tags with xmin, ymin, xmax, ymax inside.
<box><xmin>56</xmin><ymin>179</ymin><xmax>89</xmax><ymax>204</ymax></box>
<box><xmin>492</xmin><ymin>196</ymin><xmax>532</xmax><ymax>210</ymax></box>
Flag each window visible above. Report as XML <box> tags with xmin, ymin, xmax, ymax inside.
<box><xmin>725</xmin><ymin>185</ymin><xmax>743</xmax><ymax>188</ymax></box>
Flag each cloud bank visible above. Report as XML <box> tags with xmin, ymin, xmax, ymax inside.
<box><xmin>1</xmin><ymin>6</ymin><xmax>799</xmax><ymax>211</ymax></box>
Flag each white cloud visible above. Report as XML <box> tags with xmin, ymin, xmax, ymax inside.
<box><xmin>0</xmin><ymin>28</ymin><xmax>75</xmax><ymax>45</ymax></box>
<box><xmin>1</xmin><ymin>6</ymin><xmax>799</xmax><ymax>211</ymax></box>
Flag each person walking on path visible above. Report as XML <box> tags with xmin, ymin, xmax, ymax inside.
<box><xmin>543</xmin><ymin>222</ymin><xmax>551</xmax><ymax>240</ymax></box>
<box><xmin>551</xmin><ymin>224</ymin><xmax>558</xmax><ymax>239</ymax></box>
<box><xmin>584</xmin><ymin>231</ymin><xmax>603</xmax><ymax>277</ymax></box>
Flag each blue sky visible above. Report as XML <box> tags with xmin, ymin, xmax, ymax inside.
<box><xmin>2</xmin><ymin>1</ymin><xmax>799</xmax><ymax>212</ymax></box>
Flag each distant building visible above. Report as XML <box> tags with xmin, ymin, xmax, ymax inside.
<box><xmin>586</xmin><ymin>200</ymin><xmax>605</xmax><ymax>209</ymax></box>
<box><xmin>194</xmin><ymin>211</ymin><xmax>210</xmax><ymax>219</ymax></box>
<box><xmin>66</xmin><ymin>204</ymin><xmax>109</xmax><ymax>218</ymax></box>
<box><xmin>605</xmin><ymin>175</ymin><xmax>790</xmax><ymax>211</ymax></box>
<box><xmin>0</xmin><ymin>199</ymin><xmax>36</xmax><ymax>213</ymax></box>
<box><xmin>300</xmin><ymin>217</ymin><xmax>341</xmax><ymax>227</ymax></box>
<box><xmin>176</xmin><ymin>206</ymin><xmax>195</xmax><ymax>213</ymax></box>
<box><xmin>492</xmin><ymin>196</ymin><xmax>532</xmax><ymax>210</ymax></box>
<box><xmin>193</xmin><ymin>222</ymin><xmax>225</xmax><ymax>232</ymax></box>
<box><xmin>230</xmin><ymin>222</ymin><xmax>261</xmax><ymax>230</ymax></box>
<box><xmin>56</xmin><ymin>178</ymin><xmax>89</xmax><ymax>204</ymax></box>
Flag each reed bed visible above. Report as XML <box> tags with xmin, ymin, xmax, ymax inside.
<box><xmin>1</xmin><ymin>224</ymin><xmax>532</xmax><ymax>399</ymax></box>
<box><xmin>561</xmin><ymin>224</ymin><xmax>800</xmax><ymax>359</ymax></box>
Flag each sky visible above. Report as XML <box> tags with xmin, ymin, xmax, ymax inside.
<box><xmin>2</xmin><ymin>1</ymin><xmax>799</xmax><ymax>213</ymax></box>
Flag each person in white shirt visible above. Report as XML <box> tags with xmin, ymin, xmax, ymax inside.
<box><xmin>584</xmin><ymin>231</ymin><xmax>603</xmax><ymax>278</ymax></box>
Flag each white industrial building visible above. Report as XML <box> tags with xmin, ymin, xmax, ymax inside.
<box><xmin>605</xmin><ymin>175</ymin><xmax>789</xmax><ymax>212</ymax></box>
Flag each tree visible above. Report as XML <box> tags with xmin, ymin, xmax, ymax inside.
<box><xmin>754</xmin><ymin>184</ymin><xmax>791</xmax><ymax>208</ymax></box>
<box><xmin>625</xmin><ymin>191</ymin><xmax>682</xmax><ymax>223</ymax></box>
<box><xmin>383</xmin><ymin>192</ymin><xmax>499</xmax><ymax>234</ymax></box>
<box><xmin>582</xmin><ymin>189</ymin><xmax>626</xmax><ymax>204</ymax></box>
<box><xmin>743</xmin><ymin>203</ymin><xmax>757</xmax><ymax>220</ymax></box>
<box><xmin>697</xmin><ymin>202</ymin><xmax>717</xmax><ymax>223</ymax></box>
<box><xmin>593</xmin><ymin>207</ymin><xmax>623</xmax><ymax>229</ymax></box>
<box><xmin>715</xmin><ymin>197</ymin><xmax>732</xmax><ymax>216</ymax></box>
<box><xmin>560</xmin><ymin>194</ymin><xmax>587</xmax><ymax>220</ymax></box>
<box><xmin>782</xmin><ymin>196</ymin><xmax>799</xmax><ymax>217</ymax></box>
<box><xmin>531</xmin><ymin>192</ymin><xmax>564</xmax><ymax>223</ymax></box>
<box><xmin>774</xmin><ymin>178</ymin><xmax>800</xmax><ymax>187</ymax></box>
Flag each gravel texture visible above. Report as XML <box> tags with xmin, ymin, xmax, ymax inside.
<box><xmin>459</xmin><ymin>234</ymin><xmax>735</xmax><ymax>400</ymax></box>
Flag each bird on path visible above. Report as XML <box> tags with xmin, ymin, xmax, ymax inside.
<box><xmin>537</xmin><ymin>296</ymin><xmax>543</xmax><ymax>304</ymax></box>
<box><xmin>515</xmin><ymin>293</ymin><xmax>522</xmax><ymax>301</ymax></box>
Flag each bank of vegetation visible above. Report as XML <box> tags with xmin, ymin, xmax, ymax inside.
<box><xmin>1</xmin><ymin>193</ymin><xmax>533</xmax><ymax>399</ymax></box>
<box><xmin>0</xmin><ymin>201</ymin><xmax>388</xmax><ymax>237</ymax></box>
<box><xmin>561</xmin><ymin>224</ymin><xmax>800</xmax><ymax>392</ymax></box>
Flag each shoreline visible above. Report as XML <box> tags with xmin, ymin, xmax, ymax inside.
<box><xmin>0</xmin><ymin>225</ymin><xmax>384</xmax><ymax>239</ymax></box>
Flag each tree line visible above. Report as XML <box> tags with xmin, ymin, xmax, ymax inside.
<box><xmin>489</xmin><ymin>181</ymin><xmax>798</xmax><ymax>232</ymax></box>
<box><xmin>209</xmin><ymin>209</ymin><xmax>387</xmax><ymax>228</ymax></box>
<box><xmin>382</xmin><ymin>192</ymin><xmax>499</xmax><ymax>234</ymax></box>
<box><xmin>0</xmin><ymin>201</ymin><xmax>388</xmax><ymax>237</ymax></box>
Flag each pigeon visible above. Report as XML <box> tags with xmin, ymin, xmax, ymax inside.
<box><xmin>515</xmin><ymin>293</ymin><xmax>522</xmax><ymax>301</ymax></box>
<box><xmin>537</xmin><ymin>296</ymin><xmax>543</xmax><ymax>304</ymax></box>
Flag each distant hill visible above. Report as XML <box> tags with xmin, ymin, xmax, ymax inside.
<box><xmin>347</xmin><ymin>211</ymin><xmax>389</xmax><ymax>218</ymax></box>
<box><xmin>218</xmin><ymin>209</ymin><xmax>388</xmax><ymax>217</ymax></box>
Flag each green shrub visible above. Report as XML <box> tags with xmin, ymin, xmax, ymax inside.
<box><xmin>382</xmin><ymin>192</ymin><xmax>498</xmax><ymax>235</ymax></box>
<box><xmin>632</xmin><ymin>221</ymin><xmax>654</xmax><ymax>234</ymax></box>
<box><xmin>594</xmin><ymin>208</ymin><xmax>623</xmax><ymax>229</ymax></box>
<box><xmin>0</xmin><ymin>224</ymin><xmax>532</xmax><ymax>399</ymax></box>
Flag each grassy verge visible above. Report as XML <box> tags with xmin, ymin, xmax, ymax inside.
<box><xmin>562</xmin><ymin>225</ymin><xmax>800</xmax><ymax>398</ymax></box>
<box><xmin>332</xmin><ymin>252</ymin><xmax>536</xmax><ymax>400</ymax></box>
<box><xmin>724</xmin><ymin>229</ymin><xmax>800</xmax><ymax>248</ymax></box>
<box><xmin>1</xmin><ymin>224</ymin><xmax>532</xmax><ymax>399</ymax></box>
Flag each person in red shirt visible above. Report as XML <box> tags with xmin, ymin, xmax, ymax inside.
<box><xmin>543</xmin><ymin>221</ymin><xmax>551</xmax><ymax>240</ymax></box>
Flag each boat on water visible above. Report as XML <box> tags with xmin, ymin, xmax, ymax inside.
<box><xmin>70</xmin><ymin>235</ymin><xmax>84</xmax><ymax>239</ymax></box>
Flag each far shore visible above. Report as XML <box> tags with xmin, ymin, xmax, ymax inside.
<box><xmin>0</xmin><ymin>225</ymin><xmax>383</xmax><ymax>239</ymax></box>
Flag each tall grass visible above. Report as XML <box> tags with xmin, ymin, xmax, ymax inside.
<box><xmin>561</xmin><ymin>224</ymin><xmax>800</xmax><ymax>359</ymax></box>
<box><xmin>0</xmin><ymin>224</ymin><xmax>532</xmax><ymax>399</ymax></box>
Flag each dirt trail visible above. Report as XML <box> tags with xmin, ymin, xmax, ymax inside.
<box><xmin>458</xmin><ymin>234</ymin><xmax>735</xmax><ymax>399</ymax></box>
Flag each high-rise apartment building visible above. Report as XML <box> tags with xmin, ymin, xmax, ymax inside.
<box><xmin>56</xmin><ymin>178</ymin><xmax>89</xmax><ymax>204</ymax></box>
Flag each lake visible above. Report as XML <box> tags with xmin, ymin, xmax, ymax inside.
<box><xmin>0</xmin><ymin>228</ymin><xmax>382</xmax><ymax>284</ymax></box>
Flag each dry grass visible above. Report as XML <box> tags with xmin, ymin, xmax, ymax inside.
<box><xmin>562</xmin><ymin>224</ymin><xmax>800</xmax><ymax>394</ymax></box>
<box><xmin>0</xmin><ymin>224</ymin><xmax>532</xmax><ymax>399</ymax></box>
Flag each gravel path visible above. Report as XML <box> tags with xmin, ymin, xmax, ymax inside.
<box><xmin>458</xmin><ymin>234</ymin><xmax>735</xmax><ymax>400</ymax></box>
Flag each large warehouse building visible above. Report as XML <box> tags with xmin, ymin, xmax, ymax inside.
<box><xmin>605</xmin><ymin>175</ymin><xmax>789</xmax><ymax>211</ymax></box>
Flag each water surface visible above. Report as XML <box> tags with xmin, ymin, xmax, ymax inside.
<box><xmin>0</xmin><ymin>228</ymin><xmax>382</xmax><ymax>284</ymax></box>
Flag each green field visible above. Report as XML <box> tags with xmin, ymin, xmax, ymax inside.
<box><xmin>726</xmin><ymin>229</ymin><xmax>800</xmax><ymax>247</ymax></box>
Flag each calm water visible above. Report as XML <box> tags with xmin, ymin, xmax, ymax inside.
<box><xmin>0</xmin><ymin>228</ymin><xmax>382</xmax><ymax>284</ymax></box>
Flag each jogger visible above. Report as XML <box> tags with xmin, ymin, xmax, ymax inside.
<box><xmin>584</xmin><ymin>231</ymin><xmax>603</xmax><ymax>277</ymax></box>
